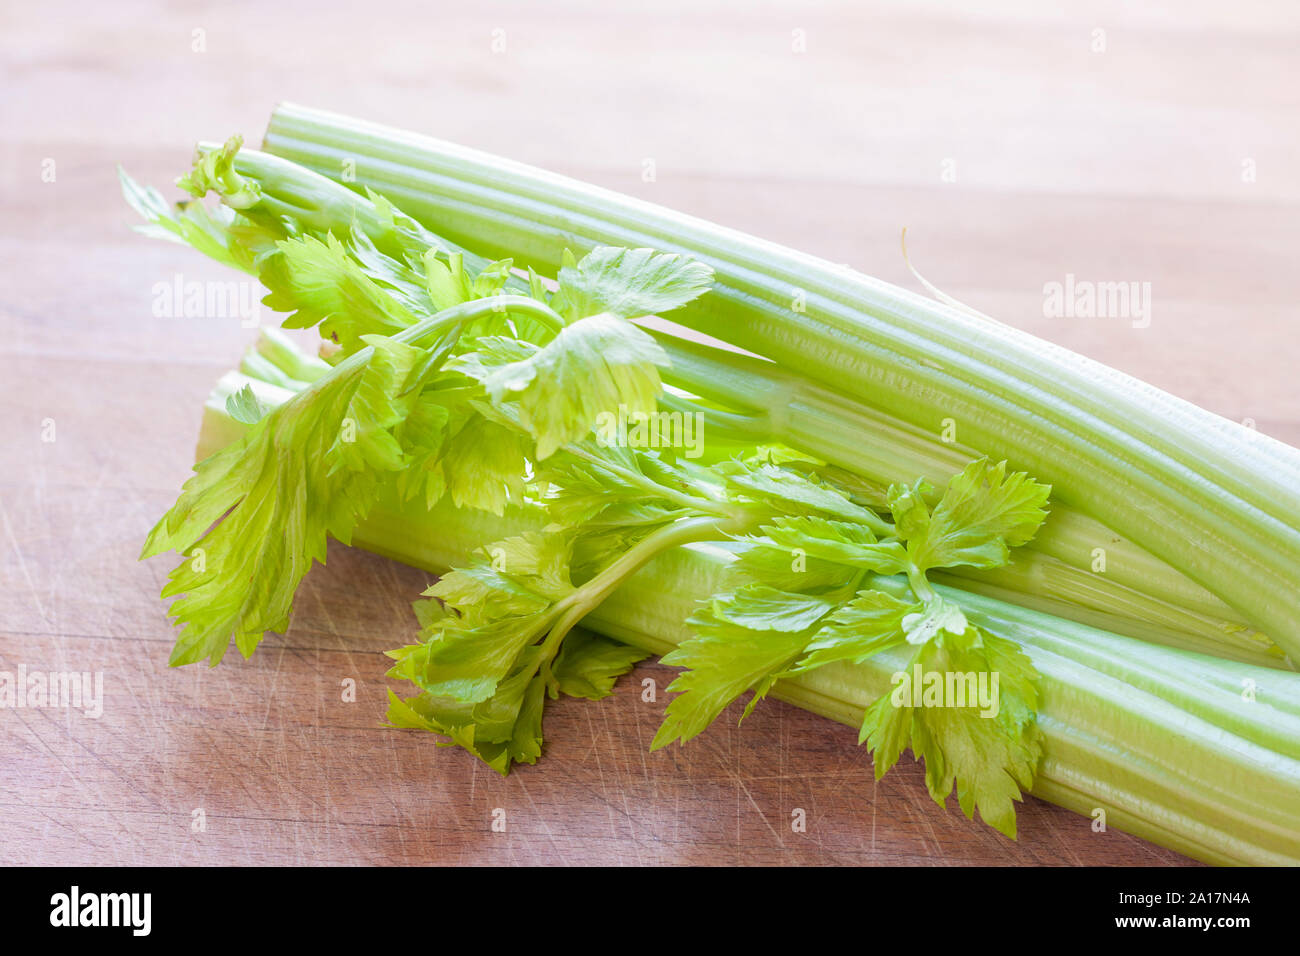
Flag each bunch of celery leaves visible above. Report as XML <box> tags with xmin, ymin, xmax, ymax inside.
<box><xmin>124</xmin><ymin>106</ymin><xmax>1300</xmax><ymax>865</ymax></box>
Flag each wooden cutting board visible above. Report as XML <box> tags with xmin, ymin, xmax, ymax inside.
<box><xmin>3</xmin><ymin>0</ymin><xmax>1296</xmax><ymax>865</ymax></box>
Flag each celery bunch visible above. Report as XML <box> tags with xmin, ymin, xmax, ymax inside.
<box><xmin>125</xmin><ymin>114</ymin><xmax>1300</xmax><ymax>862</ymax></box>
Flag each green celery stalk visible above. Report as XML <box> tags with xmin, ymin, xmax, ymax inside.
<box><xmin>254</xmin><ymin>327</ymin><xmax>331</xmax><ymax>382</ymax></box>
<box><xmin>193</xmin><ymin>145</ymin><xmax>1277</xmax><ymax>667</ymax></box>
<box><xmin>650</xmin><ymin>328</ymin><xmax>1271</xmax><ymax>649</ymax></box>
<box><xmin>649</xmin><ymin>330</ymin><xmax>1239</xmax><ymax>615</ymax></box>
<box><xmin>216</xmin><ymin>327</ymin><xmax>1280</xmax><ymax>668</ymax></box>
<box><xmin>196</xmin><ymin>374</ymin><xmax>1300</xmax><ymax>865</ymax></box>
<box><xmin>259</xmin><ymin>104</ymin><xmax>1300</xmax><ymax>657</ymax></box>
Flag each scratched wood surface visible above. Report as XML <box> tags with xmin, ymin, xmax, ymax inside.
<box><xmin>3</xmin><ymin>0</ymin><xmax>1298</xmax><ymax>866</ymax></box>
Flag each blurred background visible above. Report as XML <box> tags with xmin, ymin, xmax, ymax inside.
<box><xmin>1</xmin><ymin>0</ymin><xmax>1296</xmax><ymax>865</ymax></box>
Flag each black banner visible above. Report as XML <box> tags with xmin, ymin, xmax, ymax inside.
<box><xmin>8</xmin><ymin>865</ymin><xmax>1275</xmax><ymax>942</ymax></box>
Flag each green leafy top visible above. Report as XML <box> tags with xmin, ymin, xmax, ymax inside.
<box><xmin>129</xmin><ymin>137</ymin><xmax>1054</xmax><ymax>838</ymax></box>
<box><xmin>381</xmin><ymin>441</ymin><xmax>1051</xmax><ymax>830</ymax></box>
<box><xmin>127</xmin><ymin>140</ymin><xmax>722</xmax><ymax>664</ymax></box>
<box><xmin>651</xmin><ymin>457</ymin><xmax>1050</xmax><ymax>837</ymax></box>
<box><xmin>142</xmin><ymin>335</ymin><xmax>425</xmax><ymax>665</ymax></box>
<box><xmin>176</xmin><ymin>136</ymin><xmax>262</xmax><ymax>209</ymax></box>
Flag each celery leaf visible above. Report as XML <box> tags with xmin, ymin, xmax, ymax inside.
<box><xmin>142</xmin><ymin>338</ymin><xmax>427</xmax><ymax>666</ymax></box>
<box><xmin>262</xmin><ymin>234</ymin><xmax>418</xmax><ymax>352</ymax></box>
<box><xmin>554</xmin><ymin>246</ymin><xmax>713</xmax><ymax>321</ymax></box>
<box><xmin>760</xmin><ymin>515</ymin><xmax>908</xmax><ymax>574</ymax></box>
<box><xmin>859</xmin><ymin>625</ymin><xmax>1041</xmax><ymax>838</ymax></box>
<box><xmin>652</xmin><ymin>594</ymin><xmax>817</xmax><ymax>748</ymax></box>
<box><xmin>552</xmin><ymin>630</ymin><xmax>651</xmax><ymax>701</ymax></box>
<box><xmin>224</xmin><ymin>384</ymin><xmax>267</xmax><ymax>425</ymax></box>
<box><xmin>473</xmin><ymin>313</ymin><xmax>670</xmax><ymax>459</ymax></box>
<box><xmin>717</xmin><ymin>459</ymin><xmax>888</xmax><ymax>527</ymax></box>
<box><xmin>891</xmin><ymin>458</ymin><xmax>1051</xmax><ymax>572</ymax></box>
<box><xmin>793</xmin><ymin>590</ymin><xmax>914</xmax><ymax>670</ymax></box>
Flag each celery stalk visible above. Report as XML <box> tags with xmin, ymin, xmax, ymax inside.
<box><xmin>259</xmin><ymin>104</ymin><xmax>1300</xmax><ymax>657</ymax></box>
<box><xmin>226</xmin><ymin>329</ymin><xmax>1280</xmax><ymax>668</ymax></box>
<box><xmin>202</xmin><ymin>410</ymin><xmax>1300</xmax><ymax>865</ymax></box>
<box><xmin>650</xmin><ymin>328</ymin><xmax>1263</xmax><ymax>630</ymax></box>
<box><xmin>204</xmin><ymin>349</ymin><xmax>1300</xmax><ymax>865</ymax></box>
<box><xmin>203</xmin><ymin>145</ymin><xmax>1278</xmax><ymax>666</ymax></box>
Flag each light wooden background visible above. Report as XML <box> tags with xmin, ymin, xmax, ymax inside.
<box><xmin>3</xmin><ymin>0</ymin><xmax>1297</xmax><ymax>865</ymax></box>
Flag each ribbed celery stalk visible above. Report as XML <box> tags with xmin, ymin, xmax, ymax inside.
<box><xmin>194</xmin><ymin>374</ymin><xmax>1300</xmax><ymax>865</ymax></box>
<box><xmin>211</xmin><ymin>321</ymin><xmax>1280</xmax><ymax>668</ymax></box>
<box><xmin>260</xmin><ymin>104</ymin><xmax>1300</xmax><ymax>657</ymax></box>
<box><xmin>650</xmin><ymin>328</ymin><xmax>1276</xmax><ymax>661</ymax></box>
<box><xmin>208</xmin><ymin>141</ymin><xmax>1275</xmax><ymax>664</ymax></box>
<box><xmin>651</xmin><ymin>331</ymin><xmax>1229</xmax><ymax>611</ymax></box>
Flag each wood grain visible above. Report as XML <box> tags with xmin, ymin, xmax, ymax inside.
<box><xmin>3</xmin><ymin>0</ymin><xmax>1296</xmax><ymax>865</ymax></box>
